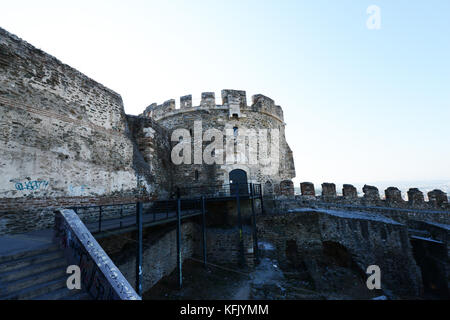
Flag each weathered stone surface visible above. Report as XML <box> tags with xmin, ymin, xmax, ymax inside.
<box><xmin>180</xmin><ymin>95</ymin><xmax>192</xmax><ymax>109</ymax></box>
<box><xmin>257</xmin><ymin>208</ymin><xmax>422</xmax><ymax>298</ymax></box>
<box><xmin>300</xmin><ymin>182</ymin><xmax>315</xmax><ymax>197</ymax></box>
<box><xmin>279</xmin><ymin>180</ymin><xmax>294</xmax><ymax>197</ymax></box>
<box><xmin>203</xmin><ymin>227</ymin><xmax>254</xmax><ymax>268</ymax></box>
<box><xmin>100</xmin><ymin>221</ymin><xmax>199</xmax><ymax>293</ymax></box>
<box><xmin>428</xmin><ymin>189</ymin><xmax>448</xmax><ymax>208</ymax></box>
<box><xmin>385</xmin><ymin>187</ymin><xmax>404</xmax><ymax>205</ymax></box>
<box><xmin>0</xmin><ymin>27</ymin><xmax>141</xmax><ymax>201</ymax></box>
<box><xmin>143</xmin><ymin>89</ymin><xmax>295</xmax><ymax>197</ymax></box>
<box><xmin>408</xmin><ymin>188</ymin><xmax>424</xmax><ymax>206</ymax></box>
<box><xmin>200</xmin><ymin>92</ymin><xmax>215</xmax><ymax>108</ymax></box>
<box><xmin>321</xmin><ymin>183</ymin><xmax>336</xmax><ymax>198</ymax></box>
<box><xmin>342</xmin><ymin>184</ymin><xmax>357</xmax><ymax>199</ymax></box>
<box><xmin>363</xmin><ymin>185</ymin><xmax>380</xmax><ymax>201</ymax></box>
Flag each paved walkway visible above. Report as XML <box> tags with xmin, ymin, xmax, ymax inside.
<box><xmin>0</xmin><ymin>209</ymin><xmax>202</xmax><ymax>258</ymax></box>
<box><xmin>0</xmin><ymin>228</ymin><xmax>54</xmax><ymax>258</ymax></box>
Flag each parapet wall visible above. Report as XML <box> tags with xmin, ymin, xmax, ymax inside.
<box><xmin>141</xmin><ymin>89</ymin><xmax>284</xmax><ymax>123</ymax></box>
<box><xmin>256</xmin><ymin>209</ymin><xmax>422</xmax><ymax>297</ymax></box>
<box><xmin>298</xmin><ymin>182</ymin><xmax>449</xmax><ymax>211</ymax></box>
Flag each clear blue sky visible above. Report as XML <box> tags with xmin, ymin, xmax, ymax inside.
<box><xmin>1</xmin><ymin>0</ymin><xmax>449</xmax><ymax>189</ymax></box>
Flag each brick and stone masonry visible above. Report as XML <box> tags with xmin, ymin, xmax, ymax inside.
<box><xmin>342</xmin><ymin>184</ymin><xmax>357</xmax><ymax>199</ymax></box>
<box><xmin>321</xmin><ymin>183</ymin><xmax>336</xmax><ymax>199</ymax></box>
<box><xmin>301</xmin><ymin>182</ymin><xmax>315</xmax><ymax>198</ymax></box>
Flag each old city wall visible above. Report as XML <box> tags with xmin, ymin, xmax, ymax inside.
<box><xmin>293</xmin><ymin>182</ymin><xmax>450</xmax><ymax>226</ymax></box>
<box><xmin>98</xmin><ymin>221</ymin><xmax>255</xmax><ymax>292</ymax></box>
<box><xmin>205</xmin><ymin>227</ymin><xmax>254</xmax><ymax>268</ymax></box>
<box><xmin>126</xmin><ymin>116</ymin><xmax>173</xmax><ymax>198</ymax></box>
<box><xmin>0</xmin><ymin>28</ymin><xmax>160</xmax><ymax>234</ymax></box>
<box><xmin>98</xmin><ymin>221</ymin><xmax>199</xmax><ymax>293</ymax></box>
<box><xmin>256</xmin><ymin>209</ymin><xmax>423</xmax><ymax>297</ymax></box>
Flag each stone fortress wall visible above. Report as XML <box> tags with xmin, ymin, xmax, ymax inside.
<box><xmin>0</xmin><ymin>28</ymin><xmax>172</xmax><ymax>233</ymax></box>
<box><xmin>0</xmin><ymin>26</ymin><xmax>297</xmax><ymax>234</ymax></box>
<box><xmin>139</xmin><ymin>90</ymin><xmax>296</xmax><ymax>193</ymax></box>
<box><xmin>0</xmin><ymin>27</ymin><xmax>143</xmax><ymax>206</ymax></box>
<box><xmin>298</xmin><ymin>182</ymin><xmax>449</xmax><ymax>211</ymax></box>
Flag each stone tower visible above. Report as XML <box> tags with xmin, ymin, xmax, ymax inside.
<box><xmin>141</xmin><ymin>89</ymin><xmax>296</xmax><ymax>196</ymax></box>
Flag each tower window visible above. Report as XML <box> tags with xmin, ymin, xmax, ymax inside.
<box><xmin>233</xmin><ymin>127</ymin><xmax>238</xmax><ymax>137</ymax></box>
<box><xmin>194</xmin><ymin>170</ymin><xmax>199</xmax><ymax>181</ymax></box>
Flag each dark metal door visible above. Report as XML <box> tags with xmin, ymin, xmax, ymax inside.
<box><xmin>229</xmin><ymin>169</ymin><xmax>248</xmax><ymax>196</ymax></box>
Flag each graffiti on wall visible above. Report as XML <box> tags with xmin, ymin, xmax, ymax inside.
<box><xmin>13</xmin><ymin>180</ymin><xmax>49</xmax><ymax>191</ymax></box>
<box><xmin>68</xmin><ymin>184</ymin><xmax>88</xmax><ymax>196</ymax></box>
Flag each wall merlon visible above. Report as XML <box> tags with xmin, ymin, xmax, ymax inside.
<box><xmin>363</xmin><ymin>185</ymin><xmax>380</xmax><ymax>201</ymax></box>
<box><xmin>428</xmin><ymin>189</ymin><xmax>448</xmax><ymax>207</ymax></box>
<box><xmin>300</xmin><ymin>182</ymin><xmax>315</xmax><ymax>197</ymax></box>
<box><xmin>250</xmin><ymin>94</ymin><xmax>283</xmax><ymax>121</ymax></box>
<box><xmin>408</xmin><ymin>188</ymin><xmax>424</xmax><ymax>205</ymax></box>
<box><xmin>385</xmin><ymin>187</ymin><xmax>403</xmax><ymax>204</ymax></box>
<box><xmin>342</xmin><ymin>184</ymin><xmax>357</xmax><ymax>199</ymax></box>
<box><xmin>180</xmin><ymin>95</ymin><xmax>192</xmax><ymax>109</ymax></box>
<box><xmin>221</xmin><ymin>89</ymin><xmax>247</xmax><ymax>108</ymax></box>
<box><xmin>200</xmin><ymin>92</ymin><xmax>215</xmax><ymax>108</ymax></box>
<box><xmin>322</xmin><ymin>182</ymin><xmax>337</xmax><ymax>198</ymax></box>
<box><xmin>162</xmin><ymin>99</ymin><xmax>175</xmax><ymax>110</ymax></box>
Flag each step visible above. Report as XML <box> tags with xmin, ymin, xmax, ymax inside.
<box><xmin>65</xmin><ymin>291</ymin><xmax>92</xmax><ymax>300</ymax></box>
<box><xmin>1</xmin><ymin>266</ymin><xmax>66</xmax><ymax>296</ymax></box>
<box><xmin>0</xmin><ymin>257</ymin><xmax>67</xmax><ymax>282</ymax></box>
<box><xmin>33</xmin><ymin>286</ymin><xmax>89</xmax><ymax>300</ymax></box>
<box><xmin>0</xmin><ymin>244</ymin><xmax>59</xmax><ymax>264</ymax></box>
<box><xmin>0</xmin><ymin>249</ymin><xmax>64</xmax><ymax>274</ymax></box>
<box><xmin>1</xmin><ymin>275</ymin><xmax>67</xmax><ymax>300</ymax></box>
<box><xmin>408</xmin><ymin>229</ymin><xmax>431</xmax><ymax>237</ymax></box>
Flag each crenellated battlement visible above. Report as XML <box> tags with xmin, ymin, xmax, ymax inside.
<box><xmin>297</xmin><ymin>181</ymin><xmax>449</xmax><ymax>210</ymax></box>
<box><xmin>140</xmin><ymin>89</ymin><xmax>285</xmax><ymax>122</ymax></box>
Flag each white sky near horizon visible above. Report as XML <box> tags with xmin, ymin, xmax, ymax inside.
<box><xmin>1</xmin><ymin>0</ymin><xmax>449</xmax><ymax>190</ymax></box>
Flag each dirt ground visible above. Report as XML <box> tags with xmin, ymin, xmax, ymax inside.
<box><xmin>143</xmin><ymin>258</ymin><xmax>250</xmax><ymax>300</ymax></box>
<box><xmin>143</xmin><ymin>256</ymin><xmax>326</xmax><ymax>300</ymax></box>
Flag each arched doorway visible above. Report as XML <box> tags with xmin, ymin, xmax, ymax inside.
<box><xmin>229</xmin><ymin>169</ymin><xmax>248</xmax><ymax>195</ymax></box>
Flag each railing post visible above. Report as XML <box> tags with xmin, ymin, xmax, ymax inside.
<box><xmin>136</xmin><ymin>202</ymin><xmax>143</xmax><ymax>297</ymax></box>
<box><xmin>250</xmin><ymin>184</ymin><xmax>260</xmax><ymax>265</ymax></box>
<box><xmin>260</xmin><ymin>187</ymin><xmax>265</xmax><ymax>215</ymax></box>
<box><xmin>235</xmin><ymin>184</ymin><xmax>245</xmax><ymax>268</ymax></box>
<box><xmin>176</xmin><ymin>196</ymin><xmax>182</xmax><ymax>289</ymax></box>
<box><xmin>98</xmin><ymin>206</ymin><xmax>102</xmax><ymax>233</ymax></box>
<box><xmin>166</xmin><ymin>200</ymin><xmax>169</xmax><ymax>219</ymax></box>
<box><xmin>201</xmin><ymin>196</ymin><xmax>207</xmax><ymax>267</ymax></box>
<box><xmin>119</xmin><ymin>205</ymin><xmax>123</xmax><ymax>229</ymax></box>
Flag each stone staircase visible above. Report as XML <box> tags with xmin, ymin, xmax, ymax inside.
<box><xmin>0</xmin><ymin>243</ymin><xmax>91</xmax><ymax>300</ymax></box>
<box><xmin>408</xmin><ymin>229</ymin><xmax>432</xmax><ymax>238</ymax></box>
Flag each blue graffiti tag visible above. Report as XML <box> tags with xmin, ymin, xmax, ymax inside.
<box><xmin>14</xmin><ymin>180</ymin><xmax>49</xmax><ymax>191</ymax></box>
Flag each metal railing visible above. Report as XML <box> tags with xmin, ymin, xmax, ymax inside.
<box><xmin>177</xmin><ymin>182</ymin><xmax>262</xmax><ymax>199</ymax></box>
<box><xmin>69</xmin><ymin>198</ymin><xmax>203</xmax><ymax>235</ymax></box>
<box><xmin>68</xmin><ymin>183</ymin><xmax>262</xmax><ymax>235</ymax></box>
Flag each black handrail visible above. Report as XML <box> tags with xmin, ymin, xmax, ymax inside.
<box><xmin>177</xmin><ymin>183</ymin><xmax>262</xmax><ymax>198</ymax></box>
<box><xmin>68</xmin><ymin>183</ymin><xmax>262</xmax><ymax>234</ymax></box>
